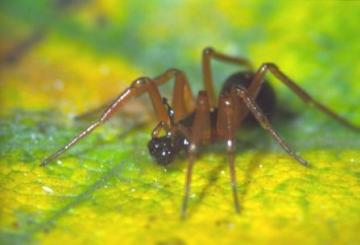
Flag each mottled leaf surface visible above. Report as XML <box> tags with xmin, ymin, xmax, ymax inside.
<box><xmin>1</xmin><ymin>1</ymin><xmax>360</xmax><ymax>244</ymax></box>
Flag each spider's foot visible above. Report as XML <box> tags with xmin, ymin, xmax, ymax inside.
<box><xmin>295</xmin><ymin>155</ymin><xmax>310</xmax><ymax>167</ymax></box>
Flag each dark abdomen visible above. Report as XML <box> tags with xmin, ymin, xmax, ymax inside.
<box><xmin>221</xmin><ymin>71</ymin><xmax>276</xmax><ymax>125</ymax></box>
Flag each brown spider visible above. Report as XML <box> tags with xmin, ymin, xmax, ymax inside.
<box><xmin>41</xmin><ymin>47</ymin><xmax>359</xmax><ymax>218</ymax></box>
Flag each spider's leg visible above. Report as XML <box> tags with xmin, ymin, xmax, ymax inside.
<box><xmin>74</xmin><ymin>101</ymin><xmax>112</xmax><ymax>120</ymax></box>
<box><xmin>247</xmin><ymin>63</ymin><xmax>360</xmax><ymax>132</ymax></box>
<box><xmin>77</xmin><ymin>69</ymin><xmax>195</xmax><ymax>122</ymax></box>
<box><xmin>42</xmin><ymin>68</ymin><xmax>198</xmax><ymax>166</ymax></box>
<box><xmin>41</xmin><ymin>77</ymin><xmax>169</xmax><ymax>166</ymax></box>
<box><xmin>182</xmin><ymin>91</ymin><xmax>211</xmax><ymax>219</ymax></box>
<box><xmin>202</xmin><ymin>47</ymin><xmax>253</xmax><ymax>107</ymax></box>
<box><xmin>234</xmin><ymin>88</ymin><xmax>309</xmax><ymax>167</ymax></box>
<box><xmin>182</xmin><ymin>154</ymin><xmax>195</xmax><ymax>219</ymax></box>
<box><xmin>217</xmin><ymin>94</ymin><xmax>241</xmax><ymax>213</ymax></box>
<box><xmin>153</xmin><ymin>68</ymin><xmax>196</xmax><ymax>120</ymax></box>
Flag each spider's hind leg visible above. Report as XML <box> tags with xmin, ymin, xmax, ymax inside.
<box><xmin>247</xmin><ymin>63</ymin><xmax>360</xmax><ymax>132</ymax></box>
<box><xmin>233</xmin><ymin>88</ymin><xmax>309</xmax><ymax>167</ymax></box>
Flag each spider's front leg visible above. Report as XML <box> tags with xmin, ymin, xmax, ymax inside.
<box><xmin>40</xmin><ymin>77</ymin><xmax>167</xmax><ymax>166</ymax></box>
<box><xmin>41</xmin><ymin>69</ymin><xmax>196</xmax><ymax>166</ymax></box>
<box><xmin>76</xmin><ymin>69</ymin><xmax>195</xmax><ymax>121</ymax></box>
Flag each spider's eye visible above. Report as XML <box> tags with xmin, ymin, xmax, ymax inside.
<box><xmin>148</xmin><ymin>136</ymin><xmax>176</xmax><ymax>165</ymax></box>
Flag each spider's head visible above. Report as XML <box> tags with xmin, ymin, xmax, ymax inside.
<box><xmin>147</xmin><ymin>98</ymin><xmax>190</xmax><ymax>165</ymax></box>
<box><xmin>147</xmin><ymin>132</ymin><xmax>189</xmax><ymax>165</ymax></box>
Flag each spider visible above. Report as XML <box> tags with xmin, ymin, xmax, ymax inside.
<box><xmin>41</xmin><ymin>47</ymin><xmax>359</xmax><ymax>218</ymax></box>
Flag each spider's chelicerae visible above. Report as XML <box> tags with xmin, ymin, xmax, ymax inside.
<box><xmin>41</xmin><ymin>47</ymin><xmax>359</xmax><ymax>218</ymax></box>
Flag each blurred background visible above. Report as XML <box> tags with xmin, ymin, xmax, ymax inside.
<box><xmin>1</xmin><ymin>0</ymin><xmax>359</xmax><ymax>117</ymax></box>
<box><xmin>1</xmin><ymin>1</ymin><xmax>360</xmax><ymax>244</ymax></box>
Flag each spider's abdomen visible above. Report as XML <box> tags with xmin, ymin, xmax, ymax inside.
<box><xmin>221</xmin><ymin>71</ymin><xmax>276</xmax><ymax>124</ymax></box>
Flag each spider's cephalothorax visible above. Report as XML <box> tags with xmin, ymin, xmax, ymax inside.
<box><xmin>41</xmin><ymin>47</ymin><xmax>359</xmax><ymax>219</ymax></box>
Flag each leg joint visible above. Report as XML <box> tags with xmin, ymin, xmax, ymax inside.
<box><xmin>130</xmin><ymin>76</ymin><xmax>151</xmax><ymax>88</ymax></box>
<box><xmin>165</xmin><ymin>68</ymin><xmax>184</xmax><ymax>78</ymax></box>
<box><xmin>260</xmin><ymin>62</ymin><xmax>277</xmax><ymax>71</ymax></box>
<box><xmin>203</xmin><ymin>47</ymin><xmax>214</xmax><ymax>56</ymax></box>
<box><xmin>189</xmin><ymin>143</ymin><xmax>197</xmax><ymax>154</ymax></box>
<box><xmin>226</xmin><ymin>139</ymin><xmax>236</xmax><ymax>153</ymax></box>
<box><xmin>233</xmin><ymin>86</ymin><xmax>247</xmax><ymax>97</ymax></box>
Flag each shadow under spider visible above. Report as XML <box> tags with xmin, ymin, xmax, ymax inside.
<box><xmin>185</xmin><ymin>130</ymin><xmax>273</xmax><ymax>218</ymax></box>
<box><xmin>238</xmin><ymin>151</ymin><xmax>267</xmax><ymax>211</ymax></box>
<box><xmin>187</xmin><ymin>159</ymin><xmax>227</xmax><ymax>218</ymax></box>
<box><xmin>186</xmin><ymin>151</ymin><xmax>266</xmax><ymax>218</ymax></box>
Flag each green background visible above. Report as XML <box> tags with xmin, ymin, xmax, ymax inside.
<box><xmin>1</xmin><ymin>1</ymin><xmax>360</xmax><ymax>244</ymax></box>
